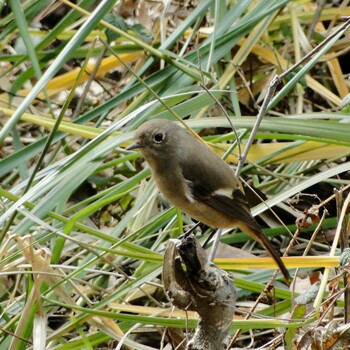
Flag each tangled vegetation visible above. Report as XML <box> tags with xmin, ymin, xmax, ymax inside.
<box><xmin>0</xmin><ymin>1</ymin><xmax>350</xmax><ymax>349</ymax></box>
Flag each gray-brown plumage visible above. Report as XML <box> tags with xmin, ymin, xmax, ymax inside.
<box><xmin>128</xmin><ymin>119</ymin><xmax>290</xmax><ymax>283</ymax></box>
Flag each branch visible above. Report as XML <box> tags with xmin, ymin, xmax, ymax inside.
<box><xmin>163</xmin><ymin>234</ymin><xmax>236</xmax><ymax>350</ymax></box>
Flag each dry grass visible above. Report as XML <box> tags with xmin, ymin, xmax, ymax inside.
<box><xmin>0</xmin><ymin>1</ymin><xmax>350</xmax><ymax>349</ymax></box>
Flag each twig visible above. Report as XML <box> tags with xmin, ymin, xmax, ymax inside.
<box><xmin>235</xmin><ymin>74</ymin><xmax>279</xmax><ymax>177</ymax></box>
<box><xmin>208</xmin><ymin>229</ymin><xmax>223</xmax><ymax>262</ymax></box>
<box><xmin>335</xmin><ymin>189</ymin><xmax>350</xmax><ymax>323</ymax></box>
<box><xmin>306</xmin><ymin>0</ymin><xmax>326</xmax><ymax>40</ymax></box>
<box><xmin>227</xmin><ymin>226</ymin><xmax>300</xmax><ymax>348</ymax></box>
<box><xmin>198</xmin><ymin>82</ymin><xmax>243</xmax><ymax>161</ymax></box>
<box><xmin>235</xmin><ymin>17</ymin><xmax>350</xmax><ymax>177</ymax></box>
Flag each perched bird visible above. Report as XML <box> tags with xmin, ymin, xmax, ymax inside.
<box><xmin>127</xmin><ymin>119</ymin><xmax>290</xmax><ymax>283</ymax></box>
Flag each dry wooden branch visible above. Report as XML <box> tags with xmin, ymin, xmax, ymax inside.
<box><xmin>163</xmin><ymin>234</ymin><xmax>236</xmax><ymax>350</ymax></box>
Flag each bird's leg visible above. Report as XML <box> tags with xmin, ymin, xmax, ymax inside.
<box><xmin>179</xmin><ymin>221</ymin><xmax>201</xmax><ymax>239</ymax></box>
<box><xmin>180</xmin><ymin>224</ymin><xmax>222</xmax><ymax>262</ymax></box>
<box><xmin>208</xmin><ymin>229</ymin><xmax>223</xmax><ymax>262</ymax></box>
<box><xmin>202</xmin><ymin>229</ymin><xmax>216</xmax><ymax>249</ymax></box>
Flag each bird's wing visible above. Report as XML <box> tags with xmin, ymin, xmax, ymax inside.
<box><xmin>180</xmin><ymin>160</ymin><xmax>291</xmax><ymax>283</ymax></box>
<box><xmin>184</xmin><ymin>172</ymin><xmax>261</xmax><ymax>232</ymax></box>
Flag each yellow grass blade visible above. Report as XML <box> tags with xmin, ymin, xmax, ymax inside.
<box><xmin>215</xmin><ymin>256</ymin><xmax>339</xmax><ymax>269</ymax></box>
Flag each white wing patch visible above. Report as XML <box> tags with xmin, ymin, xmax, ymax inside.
<box><xmin>184</xmin><ymin>179</ymin><xmax>195</xmax><ymax>202</ymax></box>
<box><xmin>213</xmin><ymin>188</ymin><xmax>233</xmax><ymax>199</ymax></box>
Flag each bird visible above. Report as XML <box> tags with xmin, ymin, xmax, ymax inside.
<box><xmin>127</xmin><ymin>118</ymin><xmax>290</xmax><ymax>283</ymax></box>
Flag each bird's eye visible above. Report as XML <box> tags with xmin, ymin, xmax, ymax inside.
<box><xmin>153</xmin><ymin>132</ymin><xmax>165</xmax><ymax>143</ymax></box>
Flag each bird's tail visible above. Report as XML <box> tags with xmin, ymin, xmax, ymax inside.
<box><xmin>239</xmin><ymin>224</ymin><xmax>291</xmax><ymax>284</ymax></box>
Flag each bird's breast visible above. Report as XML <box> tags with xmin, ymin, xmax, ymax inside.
<box><xmin>153</xmin><ymin>167</ymin><xmax>194</xmax><ymax>208</ymax></box>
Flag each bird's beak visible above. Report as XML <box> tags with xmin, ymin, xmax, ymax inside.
<box><xmin>126</xmin><ymin>142</ymin><xmax>142</xmax><ymax>151</ymax></box>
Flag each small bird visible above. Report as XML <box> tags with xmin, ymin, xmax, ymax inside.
<box><xmin>127</xmin><ymin>119</ymin><xmax>290</xmax><ymax>283</ymax></box>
